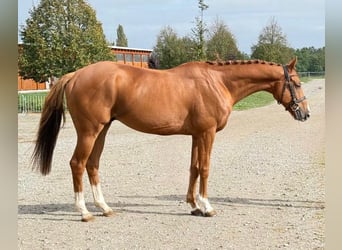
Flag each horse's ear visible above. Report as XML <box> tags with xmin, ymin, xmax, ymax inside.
<box><xmin>287</xmin><ymin>57</ymin><xmax>297</xmax><ymax>71</ymax></box>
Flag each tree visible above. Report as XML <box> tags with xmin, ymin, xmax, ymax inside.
<box><xmin>116</xmin><ymin>24</ymin><xmax>128</xmax><ymax>47</ymax></box>
<box><xmin>19</xmin><ymin>0</ymin><xmax>114</xmax><ymax>83</ymax></box>
<box><xmin>206</xmin><ymin>18</ymin><xmax>243</xmax><ymax>61</ymax></box>
<box><xmin>153</xmin><ymin>26</ymin><xmax>185</xmax><ymax>69</ymax></box>
<box><xmin>191</xmin><ymin>0</ymin><xmax>209</xmax><ymax>60</ymax></box>
<box><xmin>153</xmin><ymin>26</ymin><xmax>200</xmax><ymax>69</ymax></box>
<box><xmin>295</xmin><ymin>46</ymin><xmax>325</xmax><ymax>72</ymax></box>
<box><xmin>179</xmin><ymin>36</ymin><xmax>198</xmax><ymax>62</ymax></box>
<box><xmin>251</xmin><ymin>17</ymin><xmax>294</xmax><ymax>64</ymax></box>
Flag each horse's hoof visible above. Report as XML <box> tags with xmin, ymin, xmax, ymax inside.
<box><xmin>191</xmin><ymin>208</ymin><xmax>204</xmax><ymax>216</ymax></box>
<box><xmin>81</xmin><ymin>213</ymin><xmax>95</xmax><ymax>222</ymax></box>
<box><xmin>204</xmin><ymin>210</ymin><xmax>217</xmax><ymax>217</ymax></box>
<box><xmin>103</xmin><ymin>209</ymin><xmax>115</xmax><ymax>217</ymax></box>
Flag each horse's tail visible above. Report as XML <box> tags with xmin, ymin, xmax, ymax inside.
<box><xmin>31</xmin><ymin>72</ymin><xmax>75</xmax><ymax>175</ymax></box>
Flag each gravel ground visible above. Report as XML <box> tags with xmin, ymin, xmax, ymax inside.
<box><xmin>18</xmin><ymin>79</ymin><xmax>325</xmax><ymax>250</ymax></box>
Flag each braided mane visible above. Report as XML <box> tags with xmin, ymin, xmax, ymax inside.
<box><xmin>206</xmin><ymin>59</ymin><xmax>281</xmax><ymax>66</ymax></box>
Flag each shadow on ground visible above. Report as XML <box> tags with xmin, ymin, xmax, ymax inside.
<box><xmin>18</xmin><ymin>194</ymin><xmax>324</xmax><ymax>220</ymax></box>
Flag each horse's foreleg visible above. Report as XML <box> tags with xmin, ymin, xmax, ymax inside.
<box><xmin>86</xmin><ymin>123</ymin><xmax>114</xmax><ymax>217</ymax></box>
<box><xmin>186</xmin><ymin>137</ymin><xmax>202</xmax><ymax>215</ymax></box>
<box><xmin>196</xmin><ymin>128</ymin><xmax>217</xmax><ymax>217</ymax></box>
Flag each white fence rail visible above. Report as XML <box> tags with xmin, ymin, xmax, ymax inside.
<box><xmin>298</xmin><ymin>71</ymin><xmax>325</xmax><ymax>78</ymax></box>
<box><xmin>18</xmin><ymin>90</ymin><xmax>49</xmax><ymax>113</ymax></box>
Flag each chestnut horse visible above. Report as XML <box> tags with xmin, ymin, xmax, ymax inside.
<box><xmin>32</xmin><ymin>58</ymin><xmax>310</xmax><ymax>221</ymax></box>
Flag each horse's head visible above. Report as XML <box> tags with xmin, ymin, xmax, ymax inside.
<box><xmin>276</xmin><ymin>58</ymin><xmax>310</xmax><ymax>121</ymax></box>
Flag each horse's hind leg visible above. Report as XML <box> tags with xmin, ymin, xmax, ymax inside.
<box><xmin>86</xmin><ymin>122</ymin><xmax>114</xmax><ymax>217</ymax></box>
<box><xmin>70</xmin><ymin>122</ymin><xmax>104</xmax><ymax>222</ymax></box>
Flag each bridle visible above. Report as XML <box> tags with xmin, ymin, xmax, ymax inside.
<box><xmin>278</xmin><ymin>65</ymin><xmax>307</xmax><ymax>120</ymax></box>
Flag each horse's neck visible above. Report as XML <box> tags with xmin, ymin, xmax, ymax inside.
<box><xmin>227</xmin><ymin>78</ymin><xmax>274</xmax><ymax>105</ymax></box>
<box><xmin>214</xmin><ymin>65</ymin><xmax>280</xmax><ymax>105</ymax></box>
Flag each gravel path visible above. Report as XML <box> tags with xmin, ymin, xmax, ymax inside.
<box><xmin>18</xmin><ymin>79</ymin><xmax>325</xmax><ymax>249</ymax></box>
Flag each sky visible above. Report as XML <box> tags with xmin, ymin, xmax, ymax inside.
<box><xmin>18</xmin><ymin>0</ymin><xmax>325</xmax><ymax>54</ymax></box>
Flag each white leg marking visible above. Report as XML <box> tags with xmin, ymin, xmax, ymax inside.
<box><xmin>91</xmin><ymin>184</ymin><xmax>113</xmax><ymax>214</ymax></box>
<box><xmin>307</xmin><ymin>104</ymin><xmax>311</xmax><ymax>115</ymax></box>
<box><xmin>197</xmin><ymin>194</ymin><xmax>214</xmax><ymax>213</ymax></box>
<box><xmin>75</xmin><ymin>192</ymin><xmax>90</xmax><ymax>216</ymax></box>
<box><xmin>190</xmin><ymin>201</ymin><xmax>201</xmax><ymax>210</ymax></box>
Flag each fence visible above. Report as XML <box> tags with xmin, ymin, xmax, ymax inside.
<box><xmin>18</xmin><ymin>90</ymin><xmax>49</xmax><ymax>113</ymax></box>
<box><xmin>298</xmin><ymin>71</ymin><xmax>325</xmax><ymax>78</ymax></box>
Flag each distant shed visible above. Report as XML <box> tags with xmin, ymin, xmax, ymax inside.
<box><xmin>110</xmin><ymin>46</ymin><xmax>152</xmax><ymax>68</ymax></box>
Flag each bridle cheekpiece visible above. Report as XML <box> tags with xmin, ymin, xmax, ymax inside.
<box><xmin>278</xmin><ymin>65</ymin><xmax>307</xmax><ymax>120</ymax></box>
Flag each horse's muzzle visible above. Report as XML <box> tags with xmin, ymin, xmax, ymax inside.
<box><xmin>292</xmin><ymin>103</ymin><xmax>310</xmax><ymax>122</ymax></box>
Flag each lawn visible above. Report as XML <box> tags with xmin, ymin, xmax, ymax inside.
<box><xmin>233</xmin><ymin>91</ymin><xmax>274</xmax><ymax>111</ymax></box>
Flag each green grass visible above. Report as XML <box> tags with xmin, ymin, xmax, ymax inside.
<box><xmin>233</xmin><ymin>91</ymin><xmax>274</xmax><ymax>111</ymax></box>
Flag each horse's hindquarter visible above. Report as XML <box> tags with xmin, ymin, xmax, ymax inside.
<box><xmin>65</xmin><ymin>62</ymin><xmax>119</xmax><ymax>127</ymax></box>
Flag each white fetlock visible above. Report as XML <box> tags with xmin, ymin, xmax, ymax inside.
<box><xmin>197</xmin><ymin>194</ymin><xmax>215</xmax><ymax>215</ymax></box>
<box><xmin>190</xmin><ymin>202</ymin><xmax>204</xmax><ymax>216</ymax></box>
<box><xmin>91</xmin><ymin>184</ymin><xmax>114</xmax><ymax>216</ymax></box>
<box><xmin>96</xmin><ymin>203</ymin><xmax>114</xmax><ymax>217</ymax></box>
<box><xmin>75</xmin><ymin>192</ymin><xmax>95</xmax><ymax>221</ymax></box>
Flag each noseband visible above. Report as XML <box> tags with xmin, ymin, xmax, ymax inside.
<box><xmin>278</xmin><ymin>65</ymin><xmax>307</xmax><ymax>120</ymax></box>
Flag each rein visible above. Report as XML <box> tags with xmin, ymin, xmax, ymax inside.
<box><xmin>278</xmin><ymin>65</ymin><xmax>306</xmax><ymax>116</ymax></box>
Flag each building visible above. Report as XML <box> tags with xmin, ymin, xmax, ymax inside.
<box><xmin>18</xmin><ymin>45</ymin><xmax>153</xmax><ymax>91</ymax></box>
<box><xmin>109</xmin><ymin>46</ymin><xmax>152</xmax><ymax>68</ymax></box>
